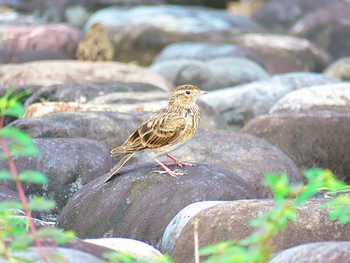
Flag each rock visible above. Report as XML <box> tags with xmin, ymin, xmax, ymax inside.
<box><xmin>0</xmin><ymin>240</ymin><xmax>114</xmax><ymax>263</ymax></box>
<box><xmin>86</xmin><ymin>5</ymin><xmax>264</xmax><ymax>65</ymax></box>
<box><xmin>23</xmin><ymin>82</ymin><xmax>166</xmax><ymax>106</ymax></box>
<box><xmin>171</xmin><ymin>199</ymin><xmax>350</xmax><ymax>263</ymax></box>
<box><xmin>231</xmin><ymin>33</ymin><xmax>332</xmax><ymax>74</ymax></box>
<box><xmin>168</xmin><ymin>130</ymin><xmax>302</xmax><ymax>196</ymax></box>
<box><xmin>162</xmin><ymin>201</ymin><xmax>228</xmax><ymax>254</ymax></box>
<box><xmin>270</xmin><ymin>242</ymin><xmax>350</xmax><ymax>263</ymax></box>
<box><xmin>253</xmin><ymin>0</ymin><xmax>343</xmax><ymax>33</ymax></box>
<box><xmin>201</xmin><ymin>72</ymin><xmax>340</xmax><ymax>127</ymax></box>
<box><xmin>56</xmin><ymin>164</ymin><xmax>259</xmax><ymax>248</ymax></box>
<box><xmin>0</xmin><ymin>0</ymin><xmax>30</xmax><ymax>12</ymax></box>
<box><xmin>0</xmin><ymin>60</ymin><xmax>171</xmax><ymax>91</ymax></box>
<box><xmin>242</xmin><ymin>111</ymin><xmax>350</xmax><ymax>183</ymax></box>
<box><xmin>0</xmin><ymin>138</ymin><xmax>113</xmax><ymax>218</ymax></box>
<box><xmin>270</xmin><ymin>83</ymin><xmax>350</xmax><ymax>113</ymax></box>
<box><xmin>0</xmin><ymin>24</ymin><xmax>81</xmax><ymax>59</ymax></box>
<box><xmin>291</xmin><ymin>2</ymin><xmax>350</xmax><ymax>60</ymax></box>
<box><xmin>153</xmin><ymin>42</ymin><xmax>254</xmax><ymax>63</ymax></box>
<box><xmin>84</xmin><ymin>238</ymin><xmax>162</xmax><ymax>259</ymax></box>
<box><xmin>150</xmin><ymin>57</ymin><xmax>269</xmax><ymax>90</ymax></box>
<box><xmin>324</xmin><ymin>57</ymin><xmax>350</xmax><ymax>80</ymax></box>
<box><xmin>0</xmin><ymin>185</ymin><xmax>20</xmax><ymax>202</ymax></box>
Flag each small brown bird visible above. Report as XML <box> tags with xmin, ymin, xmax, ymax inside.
<box><xmin>105</xmin><ymin>84</ymin><xmax>207</xmax><ymax>183</ymax></box>
<box><xmin>76</xmin><ymin>22</ymin><xmax>115</xmax><ymax>61</ymax></box>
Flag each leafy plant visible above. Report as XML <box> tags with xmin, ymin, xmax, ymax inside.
<box><xmin>200</xmin><ymin>169</ymin><xmax>350</xmax><ymax>263</ymax></box>
<box><xmin>0</xmin><ymin>89</ymin><xmax>76</xmax><ymax>262</ymax></box>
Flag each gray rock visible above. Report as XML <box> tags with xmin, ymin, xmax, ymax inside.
<box><xmin>253</xmin><ymin>0</ymin><xmax>343</xmax><ymax>33</ymax></box>
<box><xmin>0</xmin><ymin>185</ymin><xmax>20</xmax><ymax>202</ymax></box>
<box><xmin>324</xmin><ymin>57</ymin><xmax>350</xmax><ymax>81</ymax></box>
<box><xmin>86</xmin><ymin>5</ymin><xmax>264</xmax><ymax>65</ymax></box>
<box><xmin>153</xmin><ymin>42</ymin><xmax>253</xmax><ymax>62</ymax></box>
<box><xmin>172</xmin><ymin>199</ymin><xmax>350</xmax><ymax>263</ymax></box>
<box><xmin>270</xmin><ymin>83</ymin><xmax>350</xmax><ymax>113</ymax></box>
<box><xmin>0</xmin><ymin>60</ymin><xmax>171</xmax><ymax>91</ymax></box>
<box><xmin>56</xmin><ymin>164</ymin><xmax>260</xmax><ymax>248</ymax></box>
<box><xmin>231</xmin><ymin>33</ymin><xmax>332</xmax><ymax>74</ymax></box>
<box><xmin>270</xmin><ymin>242</ymin><xmax>350</xmax><ymax>263</ymax></box>
<box><xmin>291</xmin><ymin>2</ymin><xmax>350</xmax><ymax>60</ymax></box>
<box><xmin>24</xmin><ymin>82</ymin><xmax>166</xmax><ymax>106</ymax></box>
<box><xmin>150</xmin><ymin>57</ymin><xmax>269</xmax><ymax>90</ymax></box>
<box><xmin>0</xmin><ymin>138</ymin><xmax>113</xmax><ymax>218</ymax></box>
<box><xmin>242</xmin><ymin>111</ymin><xmax>350</xmax><ymax>183</ymax></box>
<box><xmin>201</xmin><ymin>72</ymin><xmax>341</xmax><ymax>127</ymax></box>
<box><xmin>162</xmin><ymin>201</ymin><xmax>228</xmax><ymax>254</ymax></box>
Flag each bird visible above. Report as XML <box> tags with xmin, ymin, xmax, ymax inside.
<box><xmin>76</xmin><ymin>22</ymin><xmax>115</xmax><ymax>61</ymax></box>
<box><xmin>104</xmin><ymin>84</ymin><xmax>207</xmax><ymax>183</ymax></box>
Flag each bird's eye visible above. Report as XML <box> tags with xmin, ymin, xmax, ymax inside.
<box><xmin>186</xmin><ymin>91</ymin><xmax>191</xmax><ymax>95</ymax></box>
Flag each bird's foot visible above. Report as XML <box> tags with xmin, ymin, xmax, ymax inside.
<box><xmin>151</xmin><ymin>169</ymin><xmax>187</xmax><ymax>178</ymax></box>
<box><xmin>165</xmin><ymin>154</ymin><xmax>196</xmax><ymax>167</ymax></box>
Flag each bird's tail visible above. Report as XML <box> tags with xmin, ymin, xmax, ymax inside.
<box><xmin>104</xmin><ymin>153</ymin><xmax>134</xmax><ymax>183</ymax></box>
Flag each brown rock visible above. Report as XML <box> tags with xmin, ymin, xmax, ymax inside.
<box><xmin>56</xmin><ymin>164</ymin><xmax>260</xmax><ymax>248</ymax></box>
<box><xmin>172</xmin><ymin>199</ymin><xmax>350</xmax><ymax>263</ymax></box>
<box><xmin>242</xmin><ymin>111</ymin><xmax>350</xmax><ymax>183</ymax></box>
<box><xmin>0</xmin><ymin>60</ymin><xmax>171</xmax><ymax>91</ymax></box>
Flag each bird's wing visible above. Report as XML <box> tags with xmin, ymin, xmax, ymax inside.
<box><xmin>111</xmin><ymin>111</ymin><xmax>186</xmax><ymax>155</ymax></box>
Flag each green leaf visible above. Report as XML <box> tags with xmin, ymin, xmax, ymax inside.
<box><xmin>264</xmin><ymin>173</ymin><xmax>290</xmax><ymax>200</ymax></box>
<box><xmin>0</xmin><ymin>127</ymin><xmax>33</xmax><ymax>146</ymax></box>
<box><xmin>10</xmin><ymin>234</ymin><xmax>34</xmax><ymax>251</ymax></box>
<box><xmin>102</xmin><ymin>251</ymin><xmax>135</xmax><ymax>263</ymax></box>
<box><xmin>28</xmin><ymin>197</ymin><xmax>55</xmax><ymax>211</ymax></box>
<box><xmin>0</xmin><ymin>171</ymin><xmax>14</xmax><ymax>181</ymax></box>
<box><xmin>322</xmin><ymin>195</ymin><xmax>350</xmax><ymax>225</ymax></box>
<box><xmin>0</xmin><ymin>200</ymin><xmax>23</xmax><ymax>212</ymax></box>
<box><xmin>4</xmin><ymin>101</ymin><xmax>24</xmax><ymax>118</ymax></box>
<box><xmin>19</xmin><ymin>171</ymin><xmax>48</xmax><ymax>185</ymax></box>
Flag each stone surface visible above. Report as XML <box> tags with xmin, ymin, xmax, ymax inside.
<box><xmin>0</xmin><ymin>24</ymin><xmax>81</xmax><ymax>59</ymax></box>
<box><xmin>162</xmin><ymin>201</ymin><xmax>228</xmax><ymax>254</ymax></box>
<box><xmin>253</xmin><ymin>0</ymin><xmax>343</xmax><ymax>33</ymax></box>
<box><xmin>324</xmin><ymin>57</ymin><xmax>350</xmax><ymax>81</ymax></box>
<box><xmin>86</xmin><ymin>5</ymin><xmax>264</xmax><ymax>65</ymax></box>
<box><xmin>56</xmin><ymin>164</ymin><xmax>260</xmax><ymax>248</ymax></box>
<box><xmin>172</xmin><ymin>199</ymin><xmax>350</xmax><ymax>263</ymax></box>
<box><xmin>201</xmin><ymin>72</ymin><xmax>340</xmax><ymax>127</ymax></box>
<box><xmin>153</xmin><ymin>42</ymin><xmax>254</xmax><ymax>62</ymax></box>
<box><xmin>23</xmin><ymin>82</ymin><xmax>166</xmax><ymax>106</ymax></box>
<box><xmin>270</xmin><ymin>242</ymin><xmax>350</xmax><ymax>263</ymax></box>
<box><xmin>291</xmin><ymin>2</ymin><xmax>350</xmax><ymax>60</ymax></box>
<box><xmin>0</xmin><ymin>60</ymin><xmax>171</xmax><ymax>91</ymax></box>
<box><xmin>0</xmin><ymin>185</ymin><xmax>20</xmax><ymax>202</ymax></box>
<box><xmin>270</xmin><ymin>83</ymin><xmax>350</xmax><ymax>113</ymax></box>
<box><xmin>85</xmin><ymin>238</ymin><xmax>162</xmax><ymax>259</ymax></box>
<box><xmin>168</xmin><ymin>130</ymin><xmax>302</xmax><ymax>196</ymax></box>
<box><xmin>242</xmin><ymin>111</ymin><xmax>350</xmax><ymax>183</ymax></box>
<box><xmin>0</xmin><ymin>138</ymin><xmax>113</xmax><ymax>217</ymax></box>
<box><xmin>231</xmin><ymin>33</ymin><xmax>332</xmax><ymax>74</ymax></box>
<box><xmin>150</xmin><ymin>57</ymin><xmax>269</xmax><ymax>90</ymax></box>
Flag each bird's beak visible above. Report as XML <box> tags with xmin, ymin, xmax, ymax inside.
<box><xmin>200</xmin><ymin>90</ymin><xmax>208</xmax><ymax>96</ymax></box>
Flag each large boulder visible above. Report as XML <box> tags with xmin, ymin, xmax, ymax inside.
<box><xmin>150</xmin><ymin>57</ymin><xmax>269</xmax><ymax>90</ymax></box>
<box><xmin>270</xmin><ymin>83</ymin><xmax>350</xmax><ymax>113</ymax></box>
<box><xmin>291</xmin><ymin>2</ymin><xmax>350</xmax><ymax>60</ymax></box>
<box><xmin>252</xmin><ymin>0</ymin><xmax>343</xmax><ymax>33</ymax></box>
<box><xmin>0</xmin><ymin>60</ymin><xmax>171</xmax><ymax>90</ymax></box>
<box><xmin>86</xmin><ymin>5</ymin><xmax>264</xmax><ymax>65</ymax></box>
<box><xmin>0</xmin><ymin>138</ymin><xmax>113</xmax><ymax>218</ymax></box>
<box><xmin>200</xmin><ymin>72</ymin><xmax>340</xmax><ymax>127</ymax></box>
<box><xmin>0</xmin><ymin>24</ymin><xmax>81</xmax><ymax>61</ymax></box>
<box><xmin>231</xmin><ymin>33</ymin><xmax>332</xmax><ymax>74</ymax></box>
<box><xmin>56</xmin><ymin>164</ymin><xmax>260</xmax><ymax>248</ymax></box>
<box><xmin>171</xmin><ymin>199</ymin><xmax>350</xmax><ymax>263</ymax></box>
<box><xmin>270</xmin><ymin>242</ymin><xmax>350</xmax><ymax>263</ymax></box>
<box><xmin>242</xmin><ymin>111</ymin><xmax>350</xmax><ymax>183</ymax></box>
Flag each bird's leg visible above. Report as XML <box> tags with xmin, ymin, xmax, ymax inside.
<box><xmin>151</xmin><ymin>158</ymin><xmax>187</xmax><ymax>177</ymax></box>
<box><xmin>165</xmin><ymin>154</ymin><xmax>196</xmax><ymax>167</ymax></box>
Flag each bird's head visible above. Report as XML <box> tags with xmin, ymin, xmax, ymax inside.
<box><xmin>169</xmin><ymin>85</ymin><xmax>207</xmax><ymax>107</ymax></box>
<box><xmin>86</xmin><ymin>22</ymin><xmax>107</xmax><ymax>36</ymax></box>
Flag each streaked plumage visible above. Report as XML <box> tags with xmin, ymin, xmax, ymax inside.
<box><xmin>76</xmin><ymin>22</ymin><xmax>114</xmax><ymax>61</ymax></box>
<box><xmin>105</xmin><ymin>84</ymin><xmax>207</xmax><ymax>183</ymax></box>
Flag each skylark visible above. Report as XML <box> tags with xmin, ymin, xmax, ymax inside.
<box><xmin>105</xmin><ymin>84</ymin><xmax>207</xmax><ymax>183</ymax></box>
<box><xmin>76</xmin><ymin>22</ymin><xmax>115</xmax><ymax>61</ymax></box>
